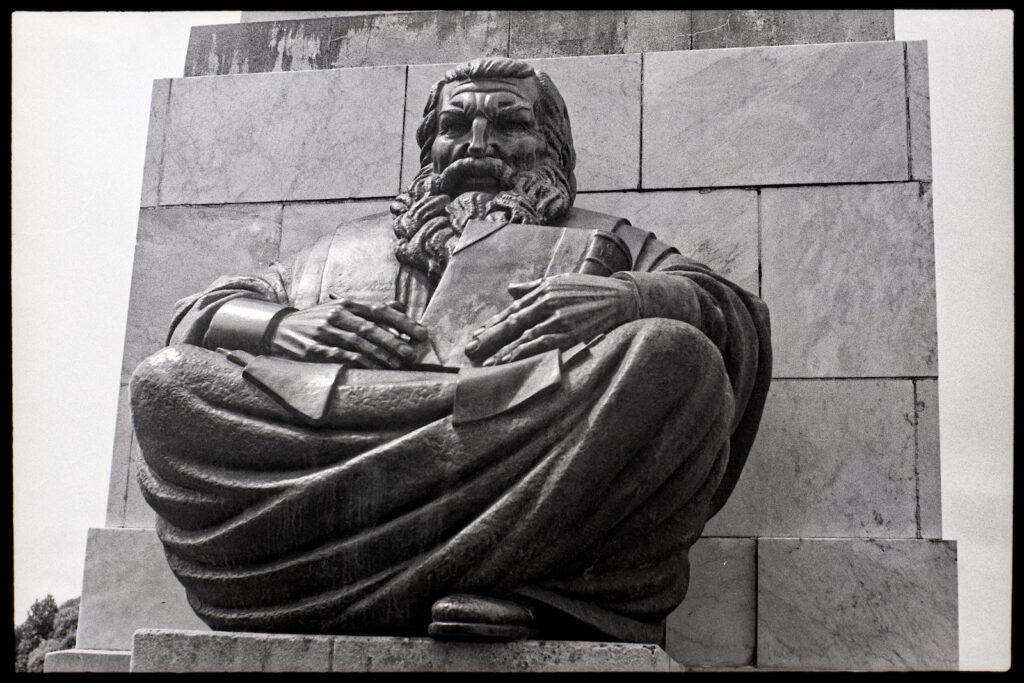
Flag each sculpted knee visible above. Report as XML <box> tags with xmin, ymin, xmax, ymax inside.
<box><xmin>131</xmin><ymin>344</ymin><xmax>198</xmax><ymax>389</ymax></box>
<box><xmin>628</xmin><ymin>318</ymin><xmax>724</xmax><ymax>364</ymax></box>
<box><xmin>614</xmin><ymin>318</ymin><xmax>730</xmax><ymax>397</ymax></box>
<box><xmin>129</xmin><ymin>345</ymin><xmax>217</xmax><ymax>421</ymax></box>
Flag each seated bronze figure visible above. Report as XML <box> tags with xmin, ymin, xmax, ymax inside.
<box><xmin>130</xmin><ymin>57</ymin><xmax>772</xmax><ymax>644</ymax></box>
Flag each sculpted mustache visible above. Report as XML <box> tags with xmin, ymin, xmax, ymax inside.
<box><xmin>431</xmin><ymin>157</ymin><xmax>518</xmax><ymax>195</ymax></box>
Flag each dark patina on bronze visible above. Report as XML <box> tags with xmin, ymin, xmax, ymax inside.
<box><xmin>130</xmin><ymin>56</ymin><xmax>772</xmax><ymax>645</ymax></box>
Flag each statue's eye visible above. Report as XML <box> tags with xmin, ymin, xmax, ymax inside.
<box><xmin>496</xmin><ymin>120</ymin><xmax>532</xmax><ymax>134</ymax></box>
<box><xmin>440</xmin><ymin>117</ymin><xmax>469</xmax><ymax>136</ymax></box>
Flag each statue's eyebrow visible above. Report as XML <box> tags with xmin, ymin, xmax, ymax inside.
<box><xmin>492</xmin><ymin>105</ymin><xmax>535</xmax><ymax>122</ymax></box>
<box><xmin>495</xmin><ymin>103</ymin><xmax>533</xmax><ymax>113</ymax></box>
<box><xmin>439</xmin><ymin>102</ymin><xmax>533</xmax><ymax>120</ymax></box>
<box><xmin>447</xmin><ymin>82</ymin><xmax>530</xmax><ymax>97</ymax></box>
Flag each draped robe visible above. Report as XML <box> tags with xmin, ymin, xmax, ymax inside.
<box><xmin>129</xmin><ymin>207</ymin><xmax>772</xmax><ymax>644</ymax></box>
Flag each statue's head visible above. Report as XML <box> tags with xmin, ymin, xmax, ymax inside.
<box><xmin>416</xmin><ymin>58</ymin><xmax>576</xmax><ymax>200</ymax></box>
<box><xmin>392</xmin><ymin>57</ymin><xmax>577</xmax><ymax>285</ymax></box>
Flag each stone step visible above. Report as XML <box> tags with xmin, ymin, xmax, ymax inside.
<box><xmin>43</xmin><ymin>649</ymin><xmax>130</xmax><ymax>673</ymax></box>
<box><xmin>129</xmin><ymin>630</ymin><xmax>683</xmax><ymax>672</ymax></box>
<box><xmin>184</xmin><ymin>10</ymin><xmax>894</xmax><ymax>77</ymax></box>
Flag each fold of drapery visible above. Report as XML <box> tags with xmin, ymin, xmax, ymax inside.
<box><xmin>133</xmin><ymin>215</ymin><xmax>771</xmax><ymax>641</ymax></box>
<box><xmin>134</xmin><ymin>318</ymin><xmax>735</xmax><ymax>640</ymax></box>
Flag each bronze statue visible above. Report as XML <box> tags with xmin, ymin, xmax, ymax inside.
<box><xmin>130</xmin><ymin>57</ymin><xmax>772</xmax><ymax>644</ymax></box>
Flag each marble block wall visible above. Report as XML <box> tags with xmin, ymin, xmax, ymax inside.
<box><xmin>194</xmin><ymin>10</ymin><xmax>894</xmax><ymax>76</ymax></box>
<box><xmin>72</xmin><ymin>13</ymin><xmax>955</xmax><ymax>672</ymax></box>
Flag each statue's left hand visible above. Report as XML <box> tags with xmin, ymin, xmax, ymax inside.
<box><xmin>464</xmin><ymin>274</ymin><xmax>641</xmax><ymax>366</ymax></box>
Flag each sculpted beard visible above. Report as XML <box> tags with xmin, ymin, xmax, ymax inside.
<box><xmin>391</xmin><ymin>154</ymin><xmax>573</xmax><ymax>286</ymax></box>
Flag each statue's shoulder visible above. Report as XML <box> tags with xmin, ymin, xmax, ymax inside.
<box><xmin>286</xmin><ymin>210</ymin><xmax>397</xmax><ymax>308</ymax></box>
<box><xmin>290</xmin><ymin>210</ymin><xmax>394</xmax><ymax>262</ymax></box>
<box><xmin>557</xmin><ymin>206</ymin><xmax>633</xmax><ymax>232</ymax></box>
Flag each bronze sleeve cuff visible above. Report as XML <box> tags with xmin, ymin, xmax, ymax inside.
<box><xmin>612</xmin><ymin>271</ymin><xmax>701</xmax><ymax>327</ymax></box>
<box><xmin>202</xmin><ymin>298</ymin><xmax>297</xmax><ymax>355</ymax></box>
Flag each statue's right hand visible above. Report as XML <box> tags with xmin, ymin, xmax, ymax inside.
<box><xmin>269</xmin><ymin>299</ymin><xmax>429</xmax><ymax>368</ymax></box>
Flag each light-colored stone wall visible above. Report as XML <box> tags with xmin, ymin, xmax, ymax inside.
<box><xmin>214</xmin><ymin>11</ymin><xmax>894</xmax><ymax>76</ymax></box>
<box><xmin>758</xmin><ymin>538</ymin><xmax>958</xmax><ymax>670</ymax></box>
<box><xmin>85</xmin><ymin>26</ymin><xmax>953</xmax><ymax>671</ymax></box>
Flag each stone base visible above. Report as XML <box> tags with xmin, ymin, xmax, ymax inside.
<box><xmin>75</xmin><ymin>528</ymin><xmax>208</xmax><ymax>651</ymax></box>
<box><xmin>43</xmin><ymin>649</ymin><xmax>131</xmax><ymax>673</ymax></box>
<box><xmin>130</xmin><ymin>630</ymin><xmax>683</xmax><ymax>672</ymax></box>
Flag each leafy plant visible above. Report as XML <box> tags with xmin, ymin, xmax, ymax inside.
<box><xmin>14</xmin><ymin>596</ymin><xmax>79</xmax><ymax>673</ymax></box>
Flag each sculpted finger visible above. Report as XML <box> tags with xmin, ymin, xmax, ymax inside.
<box><xmin>270</xmin><ymin>327</ymin><xmax>316</xmax><ymax>360</ymax></box>
<box><xmin>472</xmin><ymin>299</ymin><xmax>522</xmax><ymax>337</ymax></box>
<box><xmin>314</xmin><ymin>346</ymin><xmax>378</xmax><ymax>369</ymax></box>
<box><xmin>507</xmin><ymin>278</ymin><xmax>544</xmax><ymax>299</ymax></box>
<box><xmin>331</xmin><ymin>313</ymin><xmax>418</xmax><ymax>363</ymax></box>
<box><xmin>319</xmin><ymin>327</ymin><xmax>402</xmax><ymax>369</ymax></box>
<box><xmin>465</xmin><ymin>312</ymin><xmax>516</xmax><ymax>359</ymax></box>
<box><xmin>467</xmin><ymin>306</ymin><xmax>541</xmax><ymax>361</ymax></box>
<box><xmin>343</xmin><ymin>301</ymin><xmax>429</xmax><ymax>342</ymax></box>
<box><xmin>480</xmin><ymin>334</ymin><xmax>525</xmax><ymax>366</ymax></box>
<box><xmin>483</xmin><ymin>322</ymin><xmax>543</xmax><ymax>365</ymax></box>
<box><xmin>482</xmin><ymin>311</ymin><xmax>577</xmax><ymax>365</ymax></box>
<box><xmin>487</xmin><ymin>333</ymin><xmax>576</xmax><ymax>366</ymax></box>
<box><xmin>471</xmin><ymin>283</ymin><xmax>548</xmax><ymax>338</ymax></box>
<box><xmin>466</xmin><ymin>295</ymin><xmax>556</xmax><ymax>359</ymax></box>
<box><xmin>507</xmin><ymin>333</ymin><xmax>576</xmax><ymax>363</ymax></box>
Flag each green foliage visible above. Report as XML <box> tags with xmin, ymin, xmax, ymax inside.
<box><xmin>13</xmin><ymin>595</ymin><xmax>79</xmax><ymax>673</ymax></box>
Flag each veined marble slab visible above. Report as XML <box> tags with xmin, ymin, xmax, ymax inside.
<box><xmin>690</xmin><ymin>10</ymin><xmax>894</xmax><ymax>50</ymax></box>
<box><xmin>140</xmin><ymin>79</ymin><xmax>170</xmax><ymax>208</ymax></box>
<box><xmin>907</xmin><ymin>41</ymin><xmax>933</xmax><ymax>181</ymax></box>
<box><xmin>666</xmin><ymin>537</ymin><xmax>755</xmax><ymax>667</ymax></box>
<box><xmin>223</xmin><ymin>11</ymin><xmax>894</xmax><ymax>64</ymax></box>
<box><xmin>509</xmin><ymin>11</ymin><xmax>692</xmax><ymax>58</ymax></box>
<box><xmin>120</xmin><ymin>204</ymin><xmax>282</xmax><ymax>380</ymax></box>
<box><xmin>758</xmin><ymin>538</ymin><xmax>958</xmax><ymax>670</ymax></box>
<box><xmin>104</xmin><ymin>385</ymin><xmax>133</xmax><ymax>528</ymax></box>
<box><xmin>916</xmin><ymin>378</ymin><xmax>943</xmax><ymax>538</ymax></box>
<box><xmin>575</xmin><ymin>189</ymin><xmax>758</xmax><ymax>292</ymax></box>
<box><xmin>185</xmin><ymin>12</ymin><xmax>509</xmax><ymax>76</ymax></box>
<box><xmin>159</xmin><ymin>67</ymin><xmax>405</xmax><ymax>205</ymax></box>
<box><xmin>704</xmin><ymin>379</ymin><xmax>918</xmax><ymax>538</ymax></box>
<box><xmin>241</xmin><ymin>11</ymin><xmax>387</xmax><ymax>22</ymax></box>
<box><xmin>403</xmin><ymin>54</ymin><xmax>641</xmax><ymax>194</ymax></box>
<box><xmin>643</xmin><ymin>41</ymin><xmax>909</xmax><ymax>188</ymax></box>
<box><xmin>762</xmin><ymin>182</ymin><xmax>937</xmax><ymax>378</ymax></box>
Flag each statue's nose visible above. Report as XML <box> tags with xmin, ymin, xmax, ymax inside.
<box><xmin>467</xmin><ymin>117</ymin><xmax>489</xmax><ymax>157</ymax></box>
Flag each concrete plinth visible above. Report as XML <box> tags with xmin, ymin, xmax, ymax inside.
<box><xmin>43</xmin><ymin>649</ymin><xmax>131</xmax><ymax>673</ymax></box>
<box><xmin>130</xmin><ymin>629</ymin><xmax>683</xmax><ymax>672</ymax></box>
